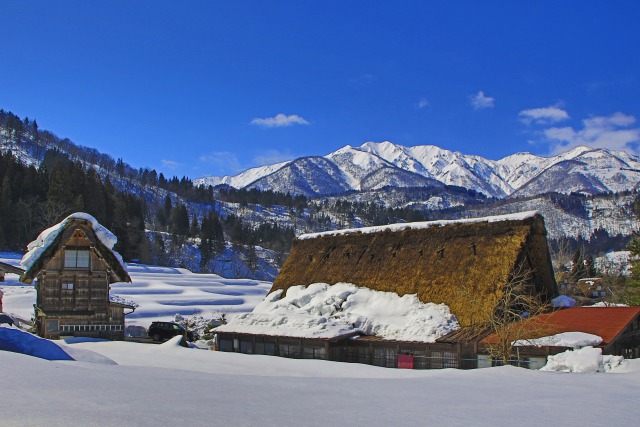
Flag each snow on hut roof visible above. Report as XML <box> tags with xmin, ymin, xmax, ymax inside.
<box><xmin>512</xmin><ymin>331</ymin><xmax>603</xmax><ymax>348</ymax></box>
<box><xmin>298</xmin><ymin>211</ymin><xmax>541</xmax><ymax>240</ymax></box>
<box><xmin>20</xmin><ymin>212</ymin><xmax>125</xmax><ymax>272</ymax></box>
<box><xmin>216</xmin><ymin>283</ymin><xmax>459</xmax><ymax>342</ymax></box>
<box><xmin>109</xmin><ymin>293</ymin><xmax>139</xmax><ymax>309</ymax></box>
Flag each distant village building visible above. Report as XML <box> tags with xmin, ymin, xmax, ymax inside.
<box><xmin>0</xmin><ymin>261</ymin><xmax>24</xmax><ymax>283</ymax></box>
<box><xmin>217</xmin><ymin>211</ymin><xmax>561</xmax><ymax>368</ymax></box>
<box><xmin>479</xmin><ymin>306</ymin><xmax>640</xmax><ymax>368</ymax></box>
<box><xmin>20</xmin><ymin>213</ymin><xmax>135</xmax><ymax>340</ymax></box>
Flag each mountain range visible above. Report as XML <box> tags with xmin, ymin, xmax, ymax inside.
<box><xmin>195</xmin><ymin>142</ymin><xmax>640</xmax><ymax>198</ymax></box>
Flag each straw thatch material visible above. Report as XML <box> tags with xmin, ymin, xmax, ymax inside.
<box><xmin>20</xmin><ymin>218</ymin><xmax>130</xmax><ymax>285</ymax></box>
<box><xmin>272</xmin><ymin>213</ymin><xmax>558</xmax><ymax>326</ymax></box>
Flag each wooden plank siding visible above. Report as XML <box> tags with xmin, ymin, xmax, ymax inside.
<box><xmin>33</xmin><ymin>228</ymin><xmax>127</xmax><ymax>340</ymax></box>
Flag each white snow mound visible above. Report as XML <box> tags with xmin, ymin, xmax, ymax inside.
<box><xmin>217</xmin><ymin>283</ymin><xmax>459</xmax><ymax>342</ymax></box>
<box><xmin>20</xmin><ymin>212</ymin><xmax>125</xmax><ymax>272</ymax></box>
<box><xmin>541</xmin><ymin>346</ymin><xmax>625</xmax><ymax>373</ymax></box>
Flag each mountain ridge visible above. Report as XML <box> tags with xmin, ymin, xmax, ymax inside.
<box><xmin>195</xmin><ymin>142</ymin><xmax>640</xmax><ymax>198</ymax></box>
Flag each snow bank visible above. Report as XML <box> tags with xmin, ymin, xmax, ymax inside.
<box><xmin>0</xmin><ymin>326</ymin><xmax>73</xmax><ymax>361</ymax></box>
<box><xmin>541</xmin><ymin>346</ymin><xmax>625</xmax><ymax>373</ymax></box>
<box><xmin>298</xmin><ymin>211</ymin><xmax>540</xmax><ymax>240</ymax></box>
<box><xmin>217</xmin><ymin>283</ymin><xmax>459</xmax><ymax>342</ymax></box>
<box><xmin>20</xmin><ymin>212</ymin><xmax>125</xmax><ymax>272</ymax></box>
<box><xmin>551</xmin><ymin>295</ymin><xmax>576</xmax><ymax>308</ymax></box>
<box><xmin>514</xmin><ymin>332</ymin><xmax>602</xmax><ymax>348</ymax></box>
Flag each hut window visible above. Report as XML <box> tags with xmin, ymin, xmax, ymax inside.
<box><xmin>61</xmin><ymin>283</ymin><xmax>74</xmax><ymax>290</ymax></box>
<box><xmin>64</xmin><ymin>250</ymin><xmax>90</xmax><ymax>268</ymax></box>
<box><xmin>469</xmin><ymin>242</ymin><xmax>477</xmax><ymax>256</ymax></box>
<box><xmin>437</xmin><ymin>247</ymin><xmax>445</xmax><ymax>259</ymax></box>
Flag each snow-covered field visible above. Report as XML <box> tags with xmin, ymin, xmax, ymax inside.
<box><xmin>3</xmin><ymin>251</ymin><xmax>640</xmax><ymax>426</ymax></box>
<box><xmin>0</xmin><ymin>251</ymin><xmax>271</xmax><ymax>329</ymax></box>
<box><xmin>2</xmin><ymin>331</ymin><xmax>640</xmax><ymax>426</ymax></box>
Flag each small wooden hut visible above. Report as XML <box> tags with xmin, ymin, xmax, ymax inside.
<box><xmin>0</xmin><ymin>261</ymin><xmax>24</xmax><ymax>282</ymax></box>
<box><xmin>20</xmin><ymin>214</ymin><xmax>134</xmax><ymax>340</ymax></box>
<box><xmin>217</xmin><ymin>211</ymin><xmax>559</xmax><ymax>369</ymax></box>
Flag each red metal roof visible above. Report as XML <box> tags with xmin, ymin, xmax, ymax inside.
<box><xmin>481</xmin><ymin>307</ymin><xmax>640</xmax><ymax>345</ymax></box>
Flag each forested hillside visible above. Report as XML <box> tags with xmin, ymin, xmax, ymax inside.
<box><xmin>2</xmin><ymin>108</ymin><xmax>640</xmax><ymax>280</ymax></box>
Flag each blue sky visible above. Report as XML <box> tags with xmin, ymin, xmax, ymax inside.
<box><xmin>2</xmin><ymin>1</ymin><xmax>640</xmax><ymax>178</ymax></box>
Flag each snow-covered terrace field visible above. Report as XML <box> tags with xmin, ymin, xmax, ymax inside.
<box><xmin>0</xmin><ymin>251</ymin><xmax>272</xmax><ymax>329</ymax></box>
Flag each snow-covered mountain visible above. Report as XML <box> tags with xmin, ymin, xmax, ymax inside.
<box><xmin>195</xmin><ymin>142</ymin><xmax>640</xmax><ymax>198</ymax></box>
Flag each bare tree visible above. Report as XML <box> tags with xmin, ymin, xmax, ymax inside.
<box><xmin>482</xmin><ymin>265</ymin><xmax>551</xmax><ymax>366</ymax></box>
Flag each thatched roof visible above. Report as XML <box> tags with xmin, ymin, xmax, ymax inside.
<box><xmin>20</xmin><ymin>217</ymin><xmax>130</xmax><ymax>284</ymax></box>
<box><xmin>272</xmin><ymin>211</ymin><xmax>558</xmax><ymax>327</ymax></box>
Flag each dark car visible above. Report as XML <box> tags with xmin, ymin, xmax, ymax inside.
<box><xmin>147</xmin><ymin>321</ymin><xmax>194</xmax><ymax>342</ymax></box>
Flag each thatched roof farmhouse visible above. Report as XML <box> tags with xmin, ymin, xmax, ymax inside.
<box><xmin>273</xmin><ymin>210</ymin><xmax>558</xmax><ymax>327</ymax></box>
<box><xmin>217</xmin><ymin>211</ymin><xmax>562</xmax><ymax>368</ymax></box>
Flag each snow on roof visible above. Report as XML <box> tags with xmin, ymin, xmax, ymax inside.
<box><xmin>297</xmin><ymin>210</ymin><xmax>541</xmax><ymax>240</ymax></box>
<box><xmin>216</xmin><ymin>282</ymin><xmax>459</xmax><ymax>342</ymax></box>
<box><xmin>109</xmin><ymin>293</ymin><xmax>139</xmax><ymax>309</ymax></box>
<box><xmin>513</xmin><ymin>331</ymin><xmax>603</xmax><ymax>348</ymax></box>
<box><xmin>20</xmin><ymin>212</ymin><xmax>125</xmax><ymax>272</ymax></box>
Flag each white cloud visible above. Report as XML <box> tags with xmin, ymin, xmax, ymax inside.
<box><xmin>250</xmin><ymin>113</ymin><xmax>310</xmax><ymax>128</ymax></box>
<box><xmin>544</xmin><ymin>112</ymin><xmax>640</xmax><ymax>155</ymax></box>
<box><xmin>351</xmin><ymin>73</ymin><xmax>377</xmax><ymax>86</ymax></box>
<box><xmin>161</xmin><ymin>159</ymin><xmax>181</xmax><ymax>169</ymax></box>
<box><xmin>519</xmin><ymin>106</ymin><xmax>569</xmax><ymax>125</ymax></box>
<box><xmin>199</xmin><ymin>151</ymin><xmax>243</xmax><ymax>175</ymax></box>
<box><xmin>253</xmin><ymin>149</ymin><xmax>294</xmax><ymax>166</ymax></box>
<box><xmin>417</xmin><ymin>98</ymin><xmax>429</xmax><ymax>109</ymax></box>
<box><xmin>470</xmin><ymin>91</ymin><xmax>495</xmax><ymax>110</ymax></box>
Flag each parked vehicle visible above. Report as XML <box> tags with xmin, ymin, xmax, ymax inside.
<box><xmin>147</xmin><ymin>321</ymin><xmax>194</xmax><ymax>342</ymax></box>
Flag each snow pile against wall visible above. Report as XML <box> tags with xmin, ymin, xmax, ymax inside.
<box><xmin>20</xmin><ymin>212</ymin><xmax>125</xmax><ymax>272</ymax></box>
<box><xmin>217</xmin><ymin>283</ymin><xmax>459</xmax><ymax>341</ymax></box>
<box><xmin>297</xmin><ymin>211</ymin><xmax>540</xmax><ymax>240</ymax></box>
<box><xmin>540</xmin><ymin>346</ymin><xmax>625</xmax><ymax>373</ymax></box>
<box><xmin>513</xmin><ymin>332</ymin><xmax>602</xmax><ymax>348</ymax></box>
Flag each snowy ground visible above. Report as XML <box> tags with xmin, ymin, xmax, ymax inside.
<box><xmin>3</xmin><ymin>251</ymin><xmax>640</xmax><ymax>426</ymax></box>
<box><xmin>1</xmin><ymin>332</ymin><xmax>640</xmax><ymax>426</ymax></box>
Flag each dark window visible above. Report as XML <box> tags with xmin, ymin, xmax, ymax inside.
<box><xmin>240</xmin><ymin>339</ymin><xmax>253</xmax><ymax>354</ymax></box>
<box><xmin>373</xmin><ymin>347</ymin><xmax>396</xmax><ymax>368</ymax></box>
<box><xmin>279</xmin><ymin>343</ymin><xmax>301</xmax><ymax>358</ymax></box>
<box><xmin>302</xmin><ymin>346</ymin><xmax>326</xmax><ymax>360</ymax></box>
<box><xmin>264</xmin><ymin>342</ymin><xmax>276</xmax><ymax>355</ymax></box>
<box><xmin>219</xmin><ymin>339</ymin><xmax>233</xmax><ymax>352</ymax></box>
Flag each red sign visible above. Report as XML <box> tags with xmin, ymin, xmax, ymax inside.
<box><xmin>397</xmin><ymin>354</ymin><xmax>414</xmax><ymax>369</ymax></box>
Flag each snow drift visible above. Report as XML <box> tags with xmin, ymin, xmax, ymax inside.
<box><xmin>217</xmin><ymin>282</ymin><xmax>459</xmax><ymax>342</ymax></box>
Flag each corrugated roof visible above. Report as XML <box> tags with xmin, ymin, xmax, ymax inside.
<box><xmin>481</xmin><ymin>307</ymin><xmax>640</xmax><ymax>345</ymax></box>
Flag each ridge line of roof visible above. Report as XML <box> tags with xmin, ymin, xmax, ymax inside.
<box><xmin>297</xmin><ymin>210</ymin><xmax>542</xmax><ymax>241</ymax></box>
